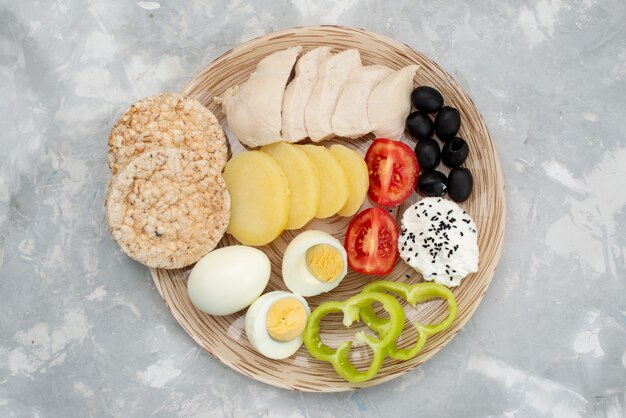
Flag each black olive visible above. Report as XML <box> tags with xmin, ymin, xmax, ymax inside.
<box><xmin>414</xmin><ymin>138</ymin><xmax>440</xmax><ymax>171</ymax></box>
<box><xmin>406</xmin><ymin>111</ymin><xmax>433</xmax><ymax>140</ymax></box>
<box><xmin>441</xmin><ymin>137</ymin><xmax>469</xmax><ymax>167</ymax></box>
<box><xmin>417</xmin><ymin>170</ymin><xmax>447</xmax><ymax>197</ymax></box>
<box><xmin>411</xmin><ymin>86</ymin><xmax>444</xmax><ymax>113</ymax></box>
<box><xmin>447</xmin><ymin>168</ymin><xmax>473</xmax><ymax>202</ymax></box>
<box><xmin>434</xmin><ymin>106</ymin><xmax>461</xmax><ymax>141</ymax></box>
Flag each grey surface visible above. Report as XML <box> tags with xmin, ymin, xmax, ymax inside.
<box><xmin>1</xmin><ymin>0</ymin><xmax>625</xmax><ymax>417</ymax></box>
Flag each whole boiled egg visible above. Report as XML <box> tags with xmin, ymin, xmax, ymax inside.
<box><xmin>187</xmin><ymin>246</ymin><xmax>270</xmax><ymax>316</ymax></box>
<box><xmin>245</xmin><ymin>291</ymin><xmax>310</xmax><ymax>359</ymax></box>
<box><xmin>282</xmin><ymin>230</ymin><xmax>347</xmax><ymax>297</ymax></box>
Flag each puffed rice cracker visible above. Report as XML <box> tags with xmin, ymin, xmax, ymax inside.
<box><xmin>105</xmin><ymin>148</ymin><xmax>230</xmax><ymax>269</ymax></box>
<box><xmin>108</xmin><ymin>93</ymin><xmax>228</xmax><ymax>174</ymax></box>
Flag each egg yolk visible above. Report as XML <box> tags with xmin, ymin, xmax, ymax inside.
<box><xmin>266</xmin><ymin>298</ymin><xmax>307</xmax><ymax>342</ymax></box>
<box><xmin>306</xmin><ymin>244</ymin><xmax>344</xmax><ymax>283</ymax></box>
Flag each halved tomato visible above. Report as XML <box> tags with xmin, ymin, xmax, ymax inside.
<box><xmin>364</xmin><ymin>138</ymin><xmax>419</xmax><ymax>207</ymax></box>
<box><xmin>344</xmin><ymin>207</ymin><xmax>399</xmax><ymax>276</ymax></box>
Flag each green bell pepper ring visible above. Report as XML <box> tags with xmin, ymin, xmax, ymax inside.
<box><xmin>359</xmin><ymin>281</ymin><xmax>458</xmax><ymax>361</ymax></box>
<box><xmin>303</xmin><ymin>291</ymin><xmax>405</xmax><ymax>383</ymax></box>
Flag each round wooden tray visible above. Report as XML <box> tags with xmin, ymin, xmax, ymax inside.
<box><xmin>150</xmin><ymin>25</ymin><xmax>505</xmax><ymax>392</ymax></box>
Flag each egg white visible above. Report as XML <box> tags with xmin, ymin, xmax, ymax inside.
<box><xmin>187</xmin><ymin>245</ymin><xmax>271</xmax><ymax>316</ymax></box>
<box><xmin>282</xmin><ymin>230</ymin><xmax>348</xmax><ymax>297</ymax></box>
<box><xmin>244</xmin><ymin>291</ymin><xmax>310</xmax><ymax>360</ymax></box>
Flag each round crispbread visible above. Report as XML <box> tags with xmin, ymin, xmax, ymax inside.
<box><xmin>105</xmin><ymin>148</ymin><xmax>230</xmax><ymax>269</ymax></box>
<box><xmin>108</xmin><ymin>93</ymin><xmax>227</xmax><ymax>175</ymax></box>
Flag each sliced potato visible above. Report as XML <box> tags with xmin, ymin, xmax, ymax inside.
<box><xmin>299</xmin><ymin>145</ymin><xmax>349</xmax><ymax>219</ymax></box>
<box><xmin>261</xmin><ymin>142</ymin><xmax>320</xmax><ymax>230</ymax></box>
<box><xmin>223</xmin><ymin>151</ymin><xmax>289</xmax><ymax>246</ymax></box>
<box><xmin>330</xmin><ymin>144</ymin><xmax>369</xmax><ymax>217</ymax></box>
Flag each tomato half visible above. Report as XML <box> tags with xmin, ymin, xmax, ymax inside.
<box><xmin>344</xmin><ymin>207</ymin><xmax>399</xmax><ymax>276</ymax></box>
<box><xmin>364</xmin><ymin>138</ymin><xmax>419</xmax><ymax>207</ymax></box>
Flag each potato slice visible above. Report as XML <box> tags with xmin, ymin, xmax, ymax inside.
<box><xmin>330</xmin><ymin>144</ymin><xmax>369</xmax><ymax>217</ymax></box>
<box><xmin>223</xmin><ymin>151</ymin><xmax>289</xmax><ymax>246</ymax></box>
<box><xmin>261</xmin><ymin>142</ymin><xmax>321</xmax><ymax>230</ymax></box>
<box><xmin>299</xmin><ymin>145</ymin><xmax>349</xmax><ymax>219</ymax></box>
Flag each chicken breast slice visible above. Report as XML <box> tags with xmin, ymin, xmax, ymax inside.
<box><xmin>305</xmin><ymin>49</ymin><xmax>362</xmax><ymax>142</ymax></box>
<box><xmin>368</xmin><ymin>65</ymin><xmax>420</xmax><ymax>140</ymax></box>
<box><xmin>219</xmin><ymin>46</ymin><xmax>302</xmax><ymax>147</ymax></box>
<box><xmin>332</xmin><ymin>65</ymin><xmax>394</xmax><ymax>139</ymax></box>
<box><xmin>282</xmin><ymin>47</ymin><xmax>332</xmax><ymax>143</ymax></box>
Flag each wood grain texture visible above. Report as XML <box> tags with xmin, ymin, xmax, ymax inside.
<box><xmin>150</xmin><ymin>25</ymin><xmax>506</xmax><ymax>392</ymax></box>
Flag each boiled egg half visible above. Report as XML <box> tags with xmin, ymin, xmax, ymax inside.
<box><xmin>282</xmin><ymin>230</ymin><xmax>348</xmax><ymax>297</ymax></box>
<box><xmin>245</xmin><ymin>291</ymin><xmax>310</xmax><ymax>359</ymax></box>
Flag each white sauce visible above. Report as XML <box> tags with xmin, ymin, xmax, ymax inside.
<box><xmin>398</xmin><ymin>197</ymin><xmax>479</xmax><ymax>287</ymax></box>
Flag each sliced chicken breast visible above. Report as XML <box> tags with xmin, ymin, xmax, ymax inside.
<box><xmin>368</xmin><ymin>65</ymin><xmax>419</xmax><ymax>140</ymax></box>
<box><xmin>332</xmin><ymin>65</ymin><xmax>393</xmax><ymax>139</ymax></box>
<box><xmin>219</xmin><ymin>46</ymin><xmax>302</xmax><ymax>147</ymax></box>
<box><xmin>282</xmin><ymin>46</ymin><xmax>332</xmax><ymax>143</ymax></box>
<box><xmin>305</xmin><ymin>49</ymin><xmax>362</xmax><ymax>142</ymax></box>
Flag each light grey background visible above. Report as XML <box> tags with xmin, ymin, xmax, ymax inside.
<box><xmin>1</xmin><ymin>0</ymin><xmax>625</xmax><ymax>417</ymax></box>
